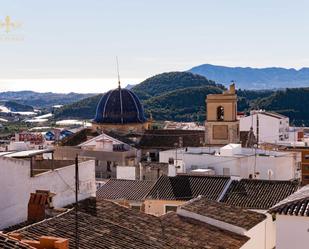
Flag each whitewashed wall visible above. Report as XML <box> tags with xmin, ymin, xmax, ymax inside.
<box><xmin>240</xmin><ymin>113</ymin><xmax>289</xmax><ymax>143</ymax></box>
<box><xmin>241</xmin><ymin>213</ymin><xmax>276</xmax><ymax>249</ymax></box>
<box><xmin>276</xmin><ymin>215</ymin><xmax>309</xmax><ymax>249</ymax></box>
<box><xmin>116</xmin><ymin>166</ymin><xmax>136</xmax><ymax>180</ymax></box>
<box><xmin>0</xmin><ymin>157</ymin><xmax>96</xmax><ymax>229</ymax></box>
<box><xmin>160</xmin><ymin>149</ymin><xmax>299</xmax><ymax>180</ymax></box>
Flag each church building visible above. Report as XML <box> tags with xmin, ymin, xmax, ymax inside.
<box><xmin>205</xmin><ymin>83</ymin><xmax>240</xmax><ymax>145</ymax></box>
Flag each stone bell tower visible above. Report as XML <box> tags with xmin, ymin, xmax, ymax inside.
<box><xmin>205</xmin><ymin>83</ymin><xmax>240</xmax><ymax>145</ymax></box>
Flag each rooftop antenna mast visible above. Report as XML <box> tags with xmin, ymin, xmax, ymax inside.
<box><xmin>116</xmin><ymin>56</ymin><xmax>121</xmax><ymax>89</ymax></box>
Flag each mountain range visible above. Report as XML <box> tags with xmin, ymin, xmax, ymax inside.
<box><xmin>189</xmin><ymin>64</ymin><xmax>309</xmax><ymax>89</ymax></box>
<box><xmin>0</xmin><ymin>91</ymin><xmax>95</xmax><ymax>109</ymax></box>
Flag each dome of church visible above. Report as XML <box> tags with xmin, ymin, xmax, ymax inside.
<box><xmin>94</xmin><ymin>87</ymin><xmax>147</xmax><ymax>124</ymax></box>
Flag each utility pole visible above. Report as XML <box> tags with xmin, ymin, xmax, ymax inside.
<box><xmin>174</xmin><ymin>142</ymin><xmax>178</xmax><ymax>169</ymax></box>
<box><xmin>75</xmin><ymin>154</ymin><xmax>79</xmax><ymax>249</ymax></box>
<box><xmin>256</xmin><ymin>114</ymin><xmax>259</xmax><ymax>145</ymax></box>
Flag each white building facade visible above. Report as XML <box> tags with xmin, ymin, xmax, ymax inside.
<box><xmin>160</xmin><ymin>144</ymin><xmax>301</xmax><ymax>180</ymax></box>
<box><xmin>270</xmin><ymin>185</ymin><xmax>309</xmax><ymax>249</ymax></box>
<box><xmin>240</xmin><ymin>111</ymin><xmax>289</xmax><ymax>144</ymax></box>
<box><xmin>0</xmin><ymin>156</ymin><xmax>96</xmax><ymax>229</ymax></box>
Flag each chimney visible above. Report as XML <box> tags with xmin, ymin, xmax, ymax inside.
<box><xmin>27</xmin><ymin>190</ymin><xmax>54</xmax><ymax>222</ymax></box>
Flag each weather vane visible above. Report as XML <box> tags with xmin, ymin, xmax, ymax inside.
<box><xmin>116</xmin><ymin>56</ymin><xmax>121</xmax><ymax>89</ymax></box>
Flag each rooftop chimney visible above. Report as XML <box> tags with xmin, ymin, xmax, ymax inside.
<box><xmin>28</xmin><ymin>190</ymin><xmax>54</xmax><ymax>223</ymax></box>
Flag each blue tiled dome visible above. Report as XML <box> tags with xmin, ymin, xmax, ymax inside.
<box><xmin>94</xmin><ymin>88</ymin><xmax>147</xmax><ymax>124</ymax></box>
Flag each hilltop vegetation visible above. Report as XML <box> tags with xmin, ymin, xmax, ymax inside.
<box><xmin>142</xmin><ymin>86</ymin><xmax>222</xmax><ymax>122</ymax></box>
<box><xmin>4</xmin><ymin>101</ymin><xmax>34</xmax><ymax>112</ymax></box>
<box><xmin>54</xmin><ymin>72</ymin><xmax>271</xmax><ymax>122</ymax></box>
<box><xmin>54</xmin><ymin>72</ymin><xmax>226</xmax><ymax>121</ymax></box>
<box><xmin>53</xmin><ymin>72</ymin><xmax>309</xmax><ymax>125</ymax></box>
<box><xmin>132</xmin><ymin>72</ymin><xmax>224</xmax><ymax>100</ymax></box>
<box><xmin>53</xmin><ymin>94</ymin><xmax>103</xmax><ymax>120</ymax></box>
<box><xmin>254</xmin><ymin>88</ymin><xmax>309</xmax><ymax>126</ymax></box>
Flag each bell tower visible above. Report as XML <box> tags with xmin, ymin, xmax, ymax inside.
<box><xmin>205</xmin><ymin>83</ymin><xmax>240</xmax><ymax>145</ymax></box>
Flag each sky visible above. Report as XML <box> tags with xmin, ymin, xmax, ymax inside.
<box><xmin>0</xmin><ymin>0</ymin><xmax>309</xmax><ymax>93</ymax></box>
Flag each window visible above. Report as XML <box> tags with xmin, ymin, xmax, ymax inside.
<box><xmin>165</xmin><ymin>205</ymin><xmax>178</xmax><ymax>213</ymax></box>
<box><xmin>217</xmin><ymin>106</ymin><xmax>224</xmax><ymax>121</ymax></box>
<box><xmin>303</xmin><ymin>175</ymin><xmax>309</xmax><ymax>180</ymax></box>
<box><xmin>304</xmin><ymin>165</ymin><xmax>309</xmax><ymax>171</ymax></box>
<box><xmin>168</xmin><ymin>158</ymin><xmax>174</xmax><ymax>164</ymax></box>
<box><xmin>304</xmin><ymin>155</ymin><xmax>309</xmax><ymax>160</ymax></box>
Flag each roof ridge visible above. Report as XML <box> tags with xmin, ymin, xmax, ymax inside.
<box><xmin>78</xmin><ymin>209</ymin><xmax>168</xmax><ymax>246</ymax></box>
<box><xmin>12</xmin><ymin>208</ymin><xmax>73</xmax><ymax>233</ymax></box>
<box><xmin>270</xmin><ymin>196</ymin><xmax>309</xmax><ymax>212</ymax></box>
<box><xmin>241</xmin><ymin>178</ymin><xmax>299</xmax><ymax>184</ymax></box>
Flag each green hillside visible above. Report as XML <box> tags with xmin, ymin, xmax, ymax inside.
<box><xmin>53</xmin><ymin>71</ymin><xmax>309</xmax><ymax>125</ymax></box>
<box><xmin>54</xmin><ymin>72</ymin><xmax>225</xmax><ymax>121</ymax></box>
<box><xmin>132</xmin><ymin>71</ymin><xmax>224</xmax><ymax>100</ymax></box>
<box><xmin>53</xmin><ymin>94</ymin><xmax>103</xmax><ymax>120</ymax></box>
<box><xmin>143</xmin><ymin>86</ymin><xmax>222</xmax><ymax>122</ymax></box>
<box><xmin>4</xmin><ymin>101</ymin><xmax>34</xmax><ymax>112</ymax></box>
<box><xmin>254</xmin><ymin>88</ymin><xmax>309</xmax><ymax>126</ymax></box>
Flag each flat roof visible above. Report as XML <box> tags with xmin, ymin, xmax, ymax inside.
<box><xmin>4</xmin><ymin>148</ymin><xmax>54</xmax><ymax>158</ymax></box>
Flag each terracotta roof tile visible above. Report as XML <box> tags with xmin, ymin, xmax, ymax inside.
<box><xmin>96</xmin><ymin>179</ymin><xmax>155</xmax><ymax>201</ymax></box>
<box><xmin>221</xmin><ymin>179</ymin><xmax>299</xmax><ymax>209</ymax></box>
<box><xmin>269</xmin><ymin>184</ymin><xmax>309</xmax><ymax>216</ymax></box>
<box><xmin>180</xmin><ymin>197</ymin><xmax>267</xmax><ymax>230</ymax></box>
<box><xmin>13</xmin><ymin>199</ymin><xmax>249</xmax><ymax>249</ymax></box>
<box><xmin>0</xmin><ymin>233</ymin><xmax>34</xmax><ymax>249</ymax></box>
<box><xmin>146</xmin><ymin>175</ymin><xmax>230</xmax><ymax>200</ymax></box>
<box><xmin>139</xmin><ymin>130</ymin><xmax>205</xmax><ymax>149</ymax></box>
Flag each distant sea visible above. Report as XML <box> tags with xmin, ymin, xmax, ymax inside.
<box><xmin>0</xmin><ymin>78</ymin><xmax>143</xmax><ymax>93</ymax></box>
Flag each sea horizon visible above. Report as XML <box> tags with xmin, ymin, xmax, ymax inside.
<box><xmin>0</xmin><ymin>78</ymin><xmax>142</xmax><ymax>94</ymax></box>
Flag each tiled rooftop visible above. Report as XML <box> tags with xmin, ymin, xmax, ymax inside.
<box><xmin>220</xmin><ymin>179</ymin><xmax>299</xmax><ymax>209</ymax></box>
<box><xmin>13</xmin><ymin>198</ymin><xmax>249</xmax><ymax>249</ymax></box>
<box><xmin>0</xmin><ymin>233</ymin><xmax>33</xmax><ymax>249</ymax></box>
<box><xmin>180</xmin><ymin>197</ymin><xmax>267</xmax><ymax>230</ymax></box>
<box><xmin>269</xmin><ymin>184</ymin><xmax>309</xmax><ymax>216</ymax></box>
<box><xmin>60</xmin><ymin>128</ymin><xmax>99</xmax><ymax>146</ymax></box>
<box><xmin>139</xmin><ymin>130</ymin><xmax>205</xmax><ymax>149</ymax></box>
<box><xmin>145</xmin><ymin>175</ymin><xmax>230</xmax><ymax>200</ymax></box>
<box><xmin>96</xmin><ymin>179</ymin><xmax>155</xmax><ymax>201</ymax></box>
